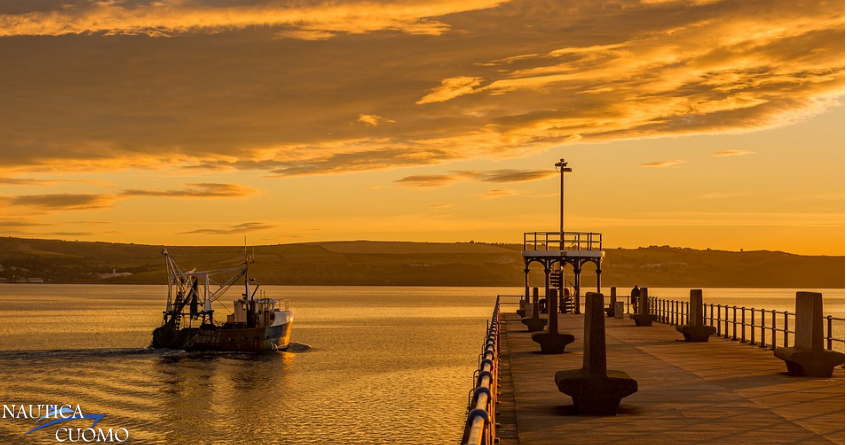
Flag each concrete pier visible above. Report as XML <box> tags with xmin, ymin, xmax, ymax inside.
<box><xmin>496</xmin><ymin>310</ymin><xmax>845</xmax><ymax>444</ymax></box>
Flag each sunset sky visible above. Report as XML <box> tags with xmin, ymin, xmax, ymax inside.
<box><xmin>0</xmin><ymin>0</ymin><xmax>843</xmax><ymax>255</ymax></box>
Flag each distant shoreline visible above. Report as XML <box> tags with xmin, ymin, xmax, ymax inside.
<box><xmin>0</xmin><ymin>238</ymin><xmax>842</xmax><ymax>288</ymax></box>
<box><xmin>1</xmin><ymin>283</ymin><xmax>844</xmax><ymax>291</ymax></box>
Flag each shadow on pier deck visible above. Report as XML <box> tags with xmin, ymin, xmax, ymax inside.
<box><xmin>498</xmin><ymin>312</ymin><xmax>845</xmax><ymax>444</ymax></box>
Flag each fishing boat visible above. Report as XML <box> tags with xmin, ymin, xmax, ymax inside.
<box><xmin>150</xmin><ymin>248</ymin><xmax>293</xmax><ymax>352</ymax></box>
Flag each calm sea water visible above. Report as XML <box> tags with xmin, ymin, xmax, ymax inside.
<box><xmin>0</xmin><ymin>285</ymin><xmax>843</xmax><ymax>444</ymax></box>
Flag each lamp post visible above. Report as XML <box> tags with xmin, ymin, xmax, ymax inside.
<box><xmin>555</xmin><ymin>159</ymin><xmax>572</xmax><ymax>250</ymax></box>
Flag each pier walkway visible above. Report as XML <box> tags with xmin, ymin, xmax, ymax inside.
<box><xmin>498</xmin><ymin>311</ymin><xmax>845</xmax><ymax>444</ymax></box>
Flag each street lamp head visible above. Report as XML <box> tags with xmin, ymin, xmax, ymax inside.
<box><xmin>562</xmin><ymin>167</ymin><xmax>572</xmax><ymax>173</ymax></box>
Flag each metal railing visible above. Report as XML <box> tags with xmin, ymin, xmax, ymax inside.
<box><xmin>648</xmin><ymin>296</ymin><xmax>845</xmax><ymax>352</ymax></box>
<box><xmin>461</xmin><ymin>297</ymin><xmax>500</xmax><ymax>445</ymax></box>
<box><xmin>522</xmin><ymin>231</ymin><xmax>602</xmax><ymax>252</ymax></box>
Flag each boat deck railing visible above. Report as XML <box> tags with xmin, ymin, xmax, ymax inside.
<box><xmin>648</xmin><ymin>296</ymin><xmax>845</xmax><ymax>352</ymax></box>
<box><xmin>461</xmin><ymin>297</ymin><xmax>500</xmax><ymax>445</ymax></box>
<box><xmin>523</xmin><ymin>231</ymin><xmax>602</xmax><ymax>252</ymax></box>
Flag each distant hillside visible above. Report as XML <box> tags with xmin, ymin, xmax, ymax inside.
<box><xmin>0</xmin><ymin>237</ymin><xmax>842</xmax><ymax>288</ymax></box>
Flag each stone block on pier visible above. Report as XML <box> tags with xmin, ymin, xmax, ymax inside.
<box><xmin>521</xmin><ymin>315</ymin><xmax>547</xmax><ymax>332</ymax></box>
<box><xmin>676</xmin><ymin>289</ymin><xmax>716</xmax><ymax>342</ymax></box>
<box><xmin>531</xmin><ymin>289</ymin><xmax>575</xmax><ymax>354</ymax></box>
<box><xmin>629</xmin><ymin>288</ymin><xmax>657</xmax><ymax>326</ymax></box>
<box><xmin>531</xmin><ymin>330</ymin><xmax>575</xmax><ymax>354</ymax></box>
<box><xmin>774</xmin><ymin>292</ymin><xmax>845</xmax><ymax>377</ymax></box>
<box><xmin>521</xmin><ymin>287</ymin><xmax>547</xmax><ymax>332</ymax></box>
<box><xmin>555</xmin><ymin>292</ymin><xmax>638</xmax><ymax>415</ymax></box>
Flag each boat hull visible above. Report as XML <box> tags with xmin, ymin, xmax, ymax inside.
<box><xmin>151</xmin><ymin>318</ymin><xmax>293</xmax><ymax>352</ymax></box>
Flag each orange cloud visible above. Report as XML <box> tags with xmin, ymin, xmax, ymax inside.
<box><xmin>0</xmin><ymin>0</ymin><xmax>840</xmax><ymax>180</ymax></box>
<box><xmin>357</xmin><ymin>114</ymin><xmax>395</xmax><ymax>126</ymax></box>
<box><xmin>479</xmin><ymin>189</ymin><xmax>521</xmax><ymax>200</ymax></box>
<box><xmin>641</xmin><ymin>160</ymin><xmax>687</xmax><ymax>168</ymax></box>
<box><xmin>417</xmin><ymin>76</ymin><xmax>484</xmax><ymax>104</ymax></box>
<box><xmin>394</xmin><ymin>169</ymin><xmax>555</xmax><ymax>187</ymax></box>
<box><xmin>121</xmin><ymin>183</ymin><xmax>255</xmax><ymax>198</ymax></box>
<box><xmin>712</xmin><ymin>150</ymin><xmax>756</xmax><ymax>157</ymax></box>
<box><xmin>0</xmin><ymin>0</ymin><xmax>506</xmax><ymax>38</ymax></box>
<box><xmin>180</xmin><ymin>222</ymin><xmax>274</xmax><ymax>235</ymax></box>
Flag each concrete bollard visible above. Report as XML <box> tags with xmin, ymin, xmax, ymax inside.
<box><xmin>774</xmin><ymin>292</ymin><xmax>845</xmax><ymax>377</ymax></box>
<box><xmin>532</xmin><ymin>289</ymin><xmax>575</xmax><ymax>354</ymax></box>
<box><xmin>522</xmin><ymin>287</ymin><xmax>547</xmax><ymax>332</ymax></box>
<box><xmin>614</xmin><ymin>302</ymin><xmax>624</xmax><ymax>319</ymax></box>
<box><xmin>517</xmin><ymin>285</ymin><xmax>528</xmax><ymax>317</ymax></box>
<box><xmin>606</xmin><ymin>286</ymin><xmax>617</xmax><ymax>317</ymax></box>
<box><xmin>555</xmin><ymin>292</ymin><xmax>638</xmax><ymax>415</ymax></box>
<box><xmin>676</xmin><ymin>289</ymin><xmax>716</xmax><ymax>342</ymax></box>
<box><xmin>630</xmin><ymin>287</ymin><xmax>657</xmax><ymax>326</ymax></box>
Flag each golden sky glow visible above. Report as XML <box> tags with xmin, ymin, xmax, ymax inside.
<box><xmin>0</xmin><ymin>0</ymin><xmax>843</xmax><ymax>254</ymax></box>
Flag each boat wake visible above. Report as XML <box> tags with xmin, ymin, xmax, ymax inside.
<box><xmin>285</xmin><ymin>342</ymin><xmax>312</xmax><ymax>352</ymax></box>
<box><xmin>0</xmin><ymin>348</ymin><xmax>162</xmax><ymax>360</ymax></box>
<box><xmin>0</xmin><ymin>342</ymin><xmax>312</xmax><ymax>360</ymax></box>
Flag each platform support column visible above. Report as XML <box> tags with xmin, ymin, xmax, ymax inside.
<box><xmin>595</xmin><ymin>266</ymin><xmax>602</xmax><ymax>293</ymax></box>
<box><xmin>574</xmin><ymin>265</ymin><xmax>581</xmax><ymax>315</ymax></box>
<box><xmin>544</xmin><ymin>264</ymin><xmax>551</xmax><ymax>315</ymax></box>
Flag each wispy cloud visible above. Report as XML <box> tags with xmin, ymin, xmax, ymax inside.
<box><xmin>7</xmin><ymin>194</ymin><xmax>115</xmax><ymax>210</ymax></box>
<box><xmin>0</xmin><ymin>220</ymin><xmax>50</xmax><ymax>229</ymax></box>
<box><xmin>121</xmin><ymin>183</ymin><xmax>254</xmax><ymax>198</ymax></box>
<box><xmin>395</xmin><ymin>169</ymin><xmax>555</xmax><ymax>188</ymax></box>
<box><xmin>479</xmin><ymin>189</ymin><xmax>522</xmax><ymax>200</ymax></box>
<box><xmin>641</xmin><ymin>160</ymin><xmax>687</xmax><ymax>168</ymax></box>
<box><xmin>0</xmin><ymin>177</ymin><xmax>110</xmax><ymax>186</ymax></box>
<box><xmin>417</xmin><ymin>76</ymin><xmax>484</xmax><ymax>104</ymax></box>
<box><xmin>357</xmin><ymin>114</ymin><xmax>395</xmax><ymax>126</ymax></box>
<box><xmin>179</xmin><ymin>222</ymin><xmax>275</xmax><ymax>235</ymax></box>
<box><xmin>711</xmin><ymin>150</ymin><xmax>756</xmax><ymax>157</ymax></box>
<box><xmin>475</xmin><ymin>169</ymin><xmax>555</xmax><ymax>183</ymax></box>
<box><xmin>0</xmin><ymin>1</ymin><xmax>505</xmax><ymax>38</ymax></box>
<box><xmin>394</xmin><ymin>174</ymin><xmax>461</xmax><ymax>188</ymax></box>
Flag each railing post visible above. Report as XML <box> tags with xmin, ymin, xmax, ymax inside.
<box><xmin>783</xmin><ymin>311</ymin><xmax>789</xmax><ymax>347</ymax></box>
<box><xmin>715</xmin><ymin>304</ymin><xmax>721</xmax><ymax>336</ymax></box>
<box><xmin>760</xmin><ymin>308</ymin><xmax>766</xmax><ymax>348</ymax></box>
<box><xmin>733</xmin><ymin>306</ymin><xmax>738</xmax><ymax>341</ymax></box>
<box><xmin>679</xmin><ymin>301</ymin><xmax>683</xmax><ymax>326</ymax></box>
<box><xmin>771</xmin><ymin>310</ymin><xmax>777</xmax><ymax>351</ymax></box>
<box><xmin>827</xmin><ymin>315</ymin><xmax>833</xmax><ymax>351</ymax></box>
<box><xmin>678</xmin><ymin>300</ymin><xmax>681</xmax><ymax>326</ymax></box>
<box><xmin>709</xmin><ymin>304</ymin><xmax>714</xmax><ymax>328</ymax></box>
<box><xmin>752</xmin><ymin>308</ymin><xmax>759</xmax><ymax>347</ymax></box>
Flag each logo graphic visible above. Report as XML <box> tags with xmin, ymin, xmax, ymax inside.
<box><xmin>26</xmin><ymin>406</ymin><xmax>104</xmax><ymax>435</ymax></box>
<box><xmin>3</xmin><ymin>404</ymin><xmax>129</xmax><ymax>443</ymax></box>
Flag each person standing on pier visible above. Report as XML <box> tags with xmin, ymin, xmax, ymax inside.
<box><xmin>631</xmin><ymin>285</ymin><xmax>640</xmax><ymax>313</ymax></box>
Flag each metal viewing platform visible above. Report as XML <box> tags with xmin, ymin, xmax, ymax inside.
<box><xmin>521</xmin><ymin>231</ymin><xmax>605</xmax><ymax>315</ymax></box>
<box><xmin>518</xmin><ymin>160</ymin><xmax>605</xmax><ymax>316</ymax></box>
